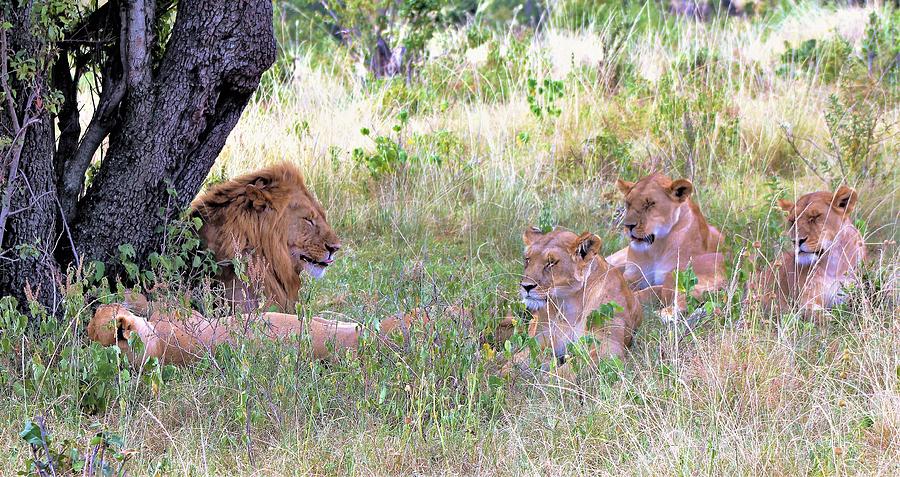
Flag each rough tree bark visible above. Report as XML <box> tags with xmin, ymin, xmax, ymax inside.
<box><xmin>71</xmin><ymin>0</ymin><xmax>276</xmax><ymax>264</ymax></box>
<box><xmin>0</xmin><ymin>0</ymin><xmax>276</xmax><ymax>311</ymax></box>
<box><xmin>0</xmin><ymin>13</ymin><xmax>62</xmax><ymax>308</ymax></box>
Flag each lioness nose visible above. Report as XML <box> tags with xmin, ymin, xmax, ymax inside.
<box><xmin>796</xmin><ymin>237</ymin><xmax>807</xmax><ymax>246</ymax></box>
<box><xmin>624</xmin><ymin>223</ymin><xmax>636</xmax><ymax>231</ymax></box>
<box><xmin>326</xmin><ymin>243</ymin><xmax>341</xmax><ymax>255</ymax></box>
<box><xmin>521</xmin><ymin>283</ymin><xmax>536</xmax><ymax>293</ymax></box>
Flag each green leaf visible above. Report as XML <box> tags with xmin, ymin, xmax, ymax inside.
<box><xmin>19</xmin><ymin>420</ymin><xmax>45</xmax><ymax>447</ymax></box>
<box><xmin>92</xmin><ymin>260</ymin><xmax>105</xmax><ymax>281</ymax></box>
<box><xmin>588</xmin><ymin>302</ymin><xmax>623</xmax><ymax>328</ymax></box>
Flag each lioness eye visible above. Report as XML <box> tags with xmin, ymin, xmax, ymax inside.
<box><xmin>304</xmin><ymin>218</ymin><xmax>314</xmax><ymax>226</ymax></box>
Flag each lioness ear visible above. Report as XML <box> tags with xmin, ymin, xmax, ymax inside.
<box><xmin>245</xmin><ymin>183</ymin><xmax>272</xmax><ymax>211</ymax></box>
<box><xmin>571</xmin><ymin>232</ymin><xmax>602</xmax><ymax>261</ymax></box>
<box><xmin>669</xmin><ymin>179</ymin><xmax>693</xmax><ymax>202</ymax></box>
<box><xmin>616</xmin><ymin>179</ymin><xmax>635</xmax><ymax>196</ymax></box>
<box><xmin>523</xmin><ymin>227</ymin><xmax>543</xmax><ymax>246</ymax></box>
<box><xmin>777</xmin><ymin>199</ymin><xmax>794</xmax><ymax>213</ymax></box>
<box><xmin>832</xmin><ymin>186</ymin><xmax>858</xmax><ymax>216</ymax></box>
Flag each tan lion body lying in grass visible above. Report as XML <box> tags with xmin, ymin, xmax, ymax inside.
<box><xmin>87</xmin><ymin>302</ymin><xmax>414</xmax><ymax>366</ymax></box>
<box><xmin>606</xmin><ymin>172</ymin><xmax>726</xmax><ymax>322</ymax></box>
<box><xmin>504</xmin><ymin>228</ymin><xmax>643</xmax><ymax>377</ymax></box>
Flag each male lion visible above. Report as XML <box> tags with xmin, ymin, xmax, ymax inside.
<box><xmin>606</xmin><ymin>172</ymin><xmax>726</xmax><ymax>320</ymax></box>
<box><xmin>87</xmin><ymin>302</ymin><xmax>416</xmax><ymax>366</ymax></box>
<box><xmin>88</xmin><ymin>163</ymin><xmax>419</xmax><ymax>365</ymax></box>
<box><xmin>191</xmin><ymin>163</ymin><xmax>341</xmax><ymax>311</ymax></box>
<box><xmin>760</xmin><ymin>186</ymin><xmax>866</xmax><ymax>315</ymax></box>
<box><xmin>504</xmin><ymin>228</ymin><xmax>642</xmax><ymax>377</ymax></box>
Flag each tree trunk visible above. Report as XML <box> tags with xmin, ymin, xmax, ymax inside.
<box><xmin>0</xmin><ymin>16</ymin><xmax>62</xmax><ymax>309</ymax></box>
<box><xmin>70</xmin><ymin>0</ymin><xmax>276</xmax><ymax>267</ymax></box>
<box><xmin>0</xmin><ymin>0</ymin><xmax>276</xmax><ymax>311</ymax></box>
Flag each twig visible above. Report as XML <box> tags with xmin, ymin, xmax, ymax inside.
<box><xmin>779</xmin><ymin>123</ymin><xmax>829</xmax><ymax>184</ymax></box>
<box><xmin>35</xmin><ymin>416</ymin><xmax>58</xmax><ymax>477</ymax></box>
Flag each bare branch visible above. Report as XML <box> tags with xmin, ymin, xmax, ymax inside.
<box><xmin>58</xmin><ymin>74</ymin><xmax>125</xmax><ymax>220</ymax></box>
<box><xmin>779</xmin><ymin>123</ymin><xmax>829</xmax><ymax>185</ymax></box>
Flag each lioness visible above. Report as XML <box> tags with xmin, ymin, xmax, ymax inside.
<box><xmin>504</xmin><ymin>228</ymin><xmax>642</xmax><ymax>376</ymax></box>
<box><xmin>606</xmin><ymin>172</ymin><xmax>726</xmax><ymax>320</ymax></box>
<box><xmin>88</xmin><ymin>303</ymin><xmax>417</xmax><ymax>366</ymax></box>
<box><xmin>761</xmin><ymin>186</ymin><xmax>866</xmax><ymax>315</ymax></box>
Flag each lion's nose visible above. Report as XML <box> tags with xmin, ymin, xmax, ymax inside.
<box><xmin>521</xmin><ymin>283</ymin><xmax>536</xmax><ymax>293</ymax></box>
<box><xmin>326</xmin><ymin>243</ymin><xmax>341</xmax><ymax>255</ymax></box>
<box><xmin>795</xmin><ymin>237</ymin><xmax>807</xmax><ymax>247</ymax></box>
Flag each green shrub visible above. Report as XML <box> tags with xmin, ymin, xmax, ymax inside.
<box><xmin>777</xmin><ymin>36</ymin><xmax>853</xmax><ymax>83</ymax></box>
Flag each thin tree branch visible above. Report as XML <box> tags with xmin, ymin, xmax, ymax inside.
<box><xmin>779</xmin><ymin>123</ymin><xmax>829</xmax><ymax>185</ymax></box>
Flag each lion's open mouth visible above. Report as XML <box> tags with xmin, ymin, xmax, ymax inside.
<box><xmin>298</xmin><ymin>254</ymin><xmax>333</xmax><ymax>267</ymax></box>
<box><xmin>292</xmin><ymin>248</ymin><xmax>335</xmax><ymax>280</ymax></box>
<box><xmin>630</xmin><ymin>233</ymin><xmax>655</xmax><ymax>245</ymax></box>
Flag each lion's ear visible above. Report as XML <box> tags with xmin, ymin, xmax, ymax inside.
<box><xmin>571</xmin><ymin>232</ymin><xmax>602</xmax><ymax>261</ymax></box>
<box><xmin>616</xmin><ymin>179</ymin><xmax>635</xmax><ymax>196</ymax></box>
<box><xmin>245</xmin><ymin>183</ymin><xmax>272</xmax><ymax>211</ymax></box>
<box><xmin>777</xmin><ymin>199</ymin><xmax>794</xmax><ymax>213</ymax></box>
<box><xmin>523</xmin><ymin>227</ymin><xmax>543</xmax><ymax>246</ymax></box>
<box><xmin>832</xmin><ymin>186</ymin><xmax>858</xmax><ymax>216</ymax></box>
<box><xmin>668</xmin><ymin>179</ymin><xmax>693</xmax><ymax>202</ymax></box>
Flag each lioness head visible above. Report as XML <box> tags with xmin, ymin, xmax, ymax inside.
<box><xmin>192</xmin><ymin>164</ymin><xmax>341</xmax><ymax>308</ymax></box>
<box><xmin>616</xmin><ymin>173</ymin><xmax>693</xmax><ymax>251</ymax></box>
<box><xmin>777</xmin><ymin>186</ymin><xmax>857</xmax><ymax>266</ymax></box>
<box><xmin>520</xmin><ymin>228</ymin><xmax>604</xmax><ymax>311</ymax></box>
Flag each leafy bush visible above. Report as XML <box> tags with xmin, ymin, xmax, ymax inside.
<box><xmin>777</xmin><ymin>37</ymin><xmax>853</xmax><ymax>83</ymax></box>
<box><xmin>822</xmin><ymin>93</ymin><xmax>882</xmax><ymax>182</ymax></box>
<box><xmin>862</xmin><ymin>9</ymin><xmax>900</xmax><ymax>86</ymax></box>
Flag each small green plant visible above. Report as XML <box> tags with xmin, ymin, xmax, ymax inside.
<box><xmin>537</xmin><ymin>205</ymin><xmax>556</xmax><ymax>233</ymax></box>
<box><xmin>353</xmin><ymin>110</ymin><xmax>446</xmax><ymax>179</ymax></box>
<box><xmin>20</xmin><ymin>417</ymin><xmax>131</xmax><ymax>476</ymax></box>
<box><xmin>862</xmin><ymin>10</ymin><xmax>900</xmax><ymax>85</ymax></box>
<box><xmin>353</xmin><ymin>111</ymin><xmax>411</xmax><ymax>178</ymax></box>
<box><xmin>526</xmin><ymin>76</ymin><xmax>565</xmax><ymax>119</ymax></box>
<box><xmin>587</xmin><ymin>301</ymin><xmax>623</xmax><ymax>329</ymax></box>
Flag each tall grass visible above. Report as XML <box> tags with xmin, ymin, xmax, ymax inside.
<box><xmin>1</xmin><ymin>2</ymin><xmax>898</xmax><ymax>475</ymax></box>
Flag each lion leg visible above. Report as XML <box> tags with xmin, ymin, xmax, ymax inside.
<box><xmin>494</xmin><ymin>315</ymin><xmax>518</xmax><ymax>346</ymax></box>
<box><xmin>263</xmin><ymin>311</ymin><xmax>424</xmax><ymax>360</ymax></box>
<box><xmin>606</xmin><ymin>246</ymin><xmax>629</xmax><ymax>268</ymax></box>
<box><xmin>691</xmin><ymin>252</ymin><xmax>726</xmax><ymax>297</ymax></box>
<box><xmin>88</xmin><ymin>304</ymin><xmax>171</xmax><ymax>365</ymax></box>
<box><xmin>653</xmin><ymin>272</ymin><xmax>688</xmax><ymax>324</ymax></box>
